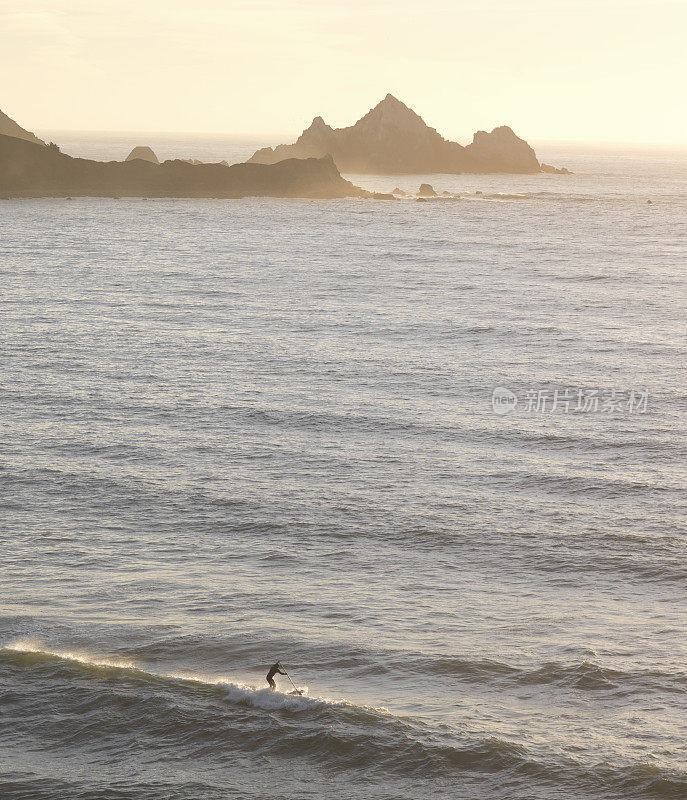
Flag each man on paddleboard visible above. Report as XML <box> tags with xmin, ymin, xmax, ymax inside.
<box><xmin>266</xmin><ymin>660</ymin><xmax>287</xmax><ymax>691</ymax></box>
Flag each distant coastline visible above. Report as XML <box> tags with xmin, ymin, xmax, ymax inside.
<box><xmin>0</xmin><ymin>98</ymin><xmax>573</xmax><ymax>201</ymax></box>
<box><xmin>0</xmin><ymin>135</ymin><xmax>367</xmax><ymax>200</ymax></box>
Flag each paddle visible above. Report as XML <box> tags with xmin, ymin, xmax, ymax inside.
<box><xmin>283</xmin><ymin>668</ymin><xmax>303</xmax><ymax>695</ymax></box>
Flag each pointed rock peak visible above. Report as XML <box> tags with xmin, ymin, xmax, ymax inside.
<box><xmin>307</xmin><ymin>116</ymin><xmax>330</xmax><ymax>131</ymax></box>
<box><xmin>355</xmin><ymin>94</ymin><xmax>437</xmax><ymax>141</ymax></box>
<box><xmin>363</xmin><ymin>94</ymin><xmax>426</xmax><ymax>126</ymax></box>
<box><xmin>298</xmin><ymin>116</ymin><xmax>333</xmax><ymax>142</ymax></box>
<box><xmin>374</xmin><ymin>93</ymin><xmax>411</xmax><ymax>113</ymax></box>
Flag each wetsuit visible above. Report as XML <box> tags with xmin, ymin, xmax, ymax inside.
<box><xmin>266</xmin><ymin>662</ymin><xmax>286</xmax><ymax>690</ymax></box>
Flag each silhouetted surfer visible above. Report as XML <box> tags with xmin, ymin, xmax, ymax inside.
<box><xmin>266</xmin><ymin>660</ymin><xmax>286</xmax><ymax>691</ymax></box>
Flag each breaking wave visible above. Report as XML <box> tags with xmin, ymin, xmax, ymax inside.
<box><xmin>2</xmin><ymin>640</ymin><xmax>387</xmax><ymax>715</ymax></box>
<box><xmin>2</xmin><ymin>640</ymin><xmax>686</xmax><ymax>798</ymax></box>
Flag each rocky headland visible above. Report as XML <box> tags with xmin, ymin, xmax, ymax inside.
<box><xmin>0</xmin><ymin>108</ymin><xmax>46</xmax><ymax>147</ymax></box>
<box><xmin>0</xmin><ymin>135</ymin><xmax>367</xmax><ymax>199</ymax></box>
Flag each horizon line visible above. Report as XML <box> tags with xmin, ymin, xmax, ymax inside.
<box><xmin>34</xmin><ymin>129</ymin><xmax>687</xmax><ymax>151</ymax></box>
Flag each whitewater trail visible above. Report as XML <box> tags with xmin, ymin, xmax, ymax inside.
<box><xmin>2</xmin><ymin>639</ymin><xmax>390</xmax><ymax>715</ymax></box>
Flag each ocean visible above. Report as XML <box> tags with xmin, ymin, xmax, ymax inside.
<box><xmin>1</xmin><ymin>134</ymin><xmax>686</xmax><ymax>800</ymax></box>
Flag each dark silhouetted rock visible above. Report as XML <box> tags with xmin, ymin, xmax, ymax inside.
<box><xmin>126</xmin><ymin>146</ymin><xmax>159</xmax><ymax>164</ymax></box>
<box><xmin>418</xmin><ymin>183</ymin><xmax>437</xmax><ymax>197</ymax></box>
<box><xmin>0</xmin><ymin>108</ymin><xmax>45</xmax><ymax>146</ymax></box>
<box><xmin>249</xmin><ymin>94</ymin><xmax>543</xmax><ymax>174</ymax></box>
<box><xmin>541</xmin><ymin>163</ymin><xmax>572</xmax><ymax>174</ymax></box>
<box><xmin>0</xmin><ymin>135</ymin><xmax>367</xmax><ymax>199</ymax></box>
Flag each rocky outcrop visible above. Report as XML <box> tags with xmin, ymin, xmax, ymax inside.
<box><xmin>541</xmin><ymin>163</ymin><xmax>572</xmax><ymax>174</ymax></box>
<box><xmin>249</xmin><ymin>94</ymin><xmax>545</xmax><ymax>174</ymax></box>
<box><xmin>0</xmin><ymin>135</ymin><xmax>367</xmax><ymax>199</ymax></box>
<box><xmin>125</xmin><ymin>146</ymin><xmax>159</xmax><ymax>164</ymax></box>
<box><xmin>464</xmin><ymin>126</ymin><xmax>540</xmax><ymax>173</ymax></box>
<box><xmin>0</xmin><ymin>108</ymin><xmax>45</xmax><ymax>146</ymax></box>
<box><xmin>418</xmin><ymin>183</ymin><xmax>437</xmax><ymax>196</ymax></box>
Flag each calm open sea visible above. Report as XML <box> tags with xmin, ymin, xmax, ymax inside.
<box><xmin>1</xmin><ymin>134</ymin><xmax>686</xmax><ymax>800</ymax></box>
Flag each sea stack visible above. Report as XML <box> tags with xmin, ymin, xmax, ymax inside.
<box><xmin>249</xmin><ymin>94</ymin><xmax>554</xmax><ymax>175</ymax></box>
<box><xmin>418</xmin><ymin>183</ymin><xmax>437</xmax><ymax>197</ymax></box>
<box><xmin>125</xmin><ymin>146</ymin><xmax>160</xmax><ymax>164</ymax></box>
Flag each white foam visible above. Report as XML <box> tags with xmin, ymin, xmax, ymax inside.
<box><xmin>5</xmin><ymin>639</ymin><xmax>138</xmax><ymax>670</ymax></box>
<box><xmin>165</xmin><ymin>670</ymin><xmax>361</xmax><ymax>712</ymax></box>
<box><xmin>2</xmin><ymin>640</ymin><xmax>389</xmax><ymax>715</ymax></box>
<box><xmin>222</xmin><ymin>681</ymin><xmax>326</xmax><ymax>711</ymax></box>
<box><xmin>171</xmin><ymin>676</ymin><xmax>389</xmax><ymax>715</ymax></box>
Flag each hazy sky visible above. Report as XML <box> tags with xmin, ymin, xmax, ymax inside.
<box><xmin>2</xmin><ymin>0</ymin><xmax>686</xmax><ymax>144</ymax></box>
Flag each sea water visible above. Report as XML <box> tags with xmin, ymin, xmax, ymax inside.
<box><xmin>0</xmin><ymin>136</ymin><xmax>686</xmax><ymax>800</ymax></box>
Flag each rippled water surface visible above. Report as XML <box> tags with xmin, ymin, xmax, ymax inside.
<box><xmin>1</xmin><ymin>139</ymin><xmax>686</xmax><ymax>800</ymax></box>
